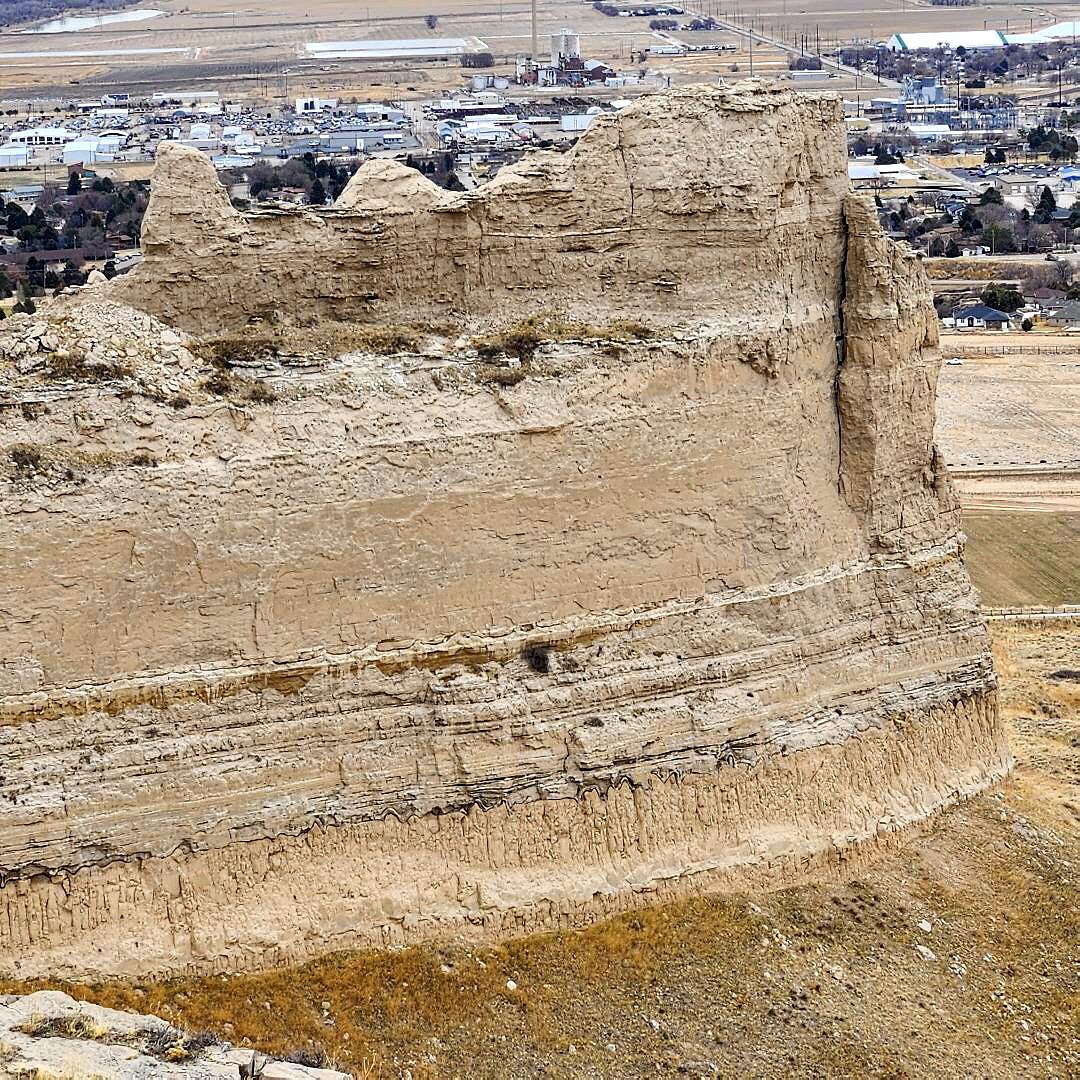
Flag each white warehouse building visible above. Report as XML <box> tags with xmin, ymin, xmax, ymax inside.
<box><xmin>62</xmin><ymin>134</ymin><xmax>125</xmax><ymax>165</ymax></box>
<box><xmin>6</xmin><ymin>127</ymin><xmax>76</xmax><ymax>147</ymax></box>
<box><xmin>0</xmin><ymin>145</ymin><xmax>30</xmax><ymax>167</ymax></box>
<box><xmin>887</xmin><ymin>30</ymin><xmax>1008</xmax><ymax>52</ymax></box>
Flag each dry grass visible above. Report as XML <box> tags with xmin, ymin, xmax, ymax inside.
<box><xmin>196</xmin><ymin>321</ymin><xmax>443</xmax><ymax>367</ymax></box>
<box><xmin>200</xmin><ymin>368</ymin><xmax>278</xmax><ymax>405</ymax></box>
<box><xmin>195</xmin><ymin>334</ymin><xmax>282</xmax><ymax>368</ymax></box>
<box><xmin>42</xmin><ymin>349</ymin><xmax>133</xmax><ymax>383</ymax></box>
<box><xmin>16</xmin><ymin>1014</ymin><xmax>109</xmax><ymax>1042</ymax></box>
<box><xmin>471</xmin><ymin>315</ymin><xmax>654</xmax><ymax>363</ymax></box>
<box><xmin>13</xmin><ymin>1013</ymin><xmax>218</xmax><ymax>1064</ymax></box>
<box><xmin>962</xmin><ymin>510</ymin><xmax>1080</xmax><ymax>607</ymax></box>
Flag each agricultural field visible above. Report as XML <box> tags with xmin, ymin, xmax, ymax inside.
<box><xmin>0</xmin><ymin>0</ymin><xmax>1004</xmax><ymax>100</ymax></box>
<box><xmin>964</xmin><ymin>510</ymin><xmax>1080</xmax><ymax>607</ymax></box>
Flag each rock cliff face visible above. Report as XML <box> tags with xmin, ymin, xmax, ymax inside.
<box><xmin>0</xmin><ymin>84</ymin><xmax>1008</xmax><ymax>978</ymax></box>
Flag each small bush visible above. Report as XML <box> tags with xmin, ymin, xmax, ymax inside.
<box><xmin>473</xmin><ymin>317</ymin><xmax>548</xmax><ymax>362</ymax></box>
<box><xmin>347</xmin><ymin>325</ymin><xmax>423</xmax><ymax>355</ymax></box>
<box><xmin>604</xmin><ymin>319</ymin><xmax>654</xmax><ymax>341</ymax></box>
<box><xmin>144</xmin><ymin>1026</ymin><xmax>219</xmax><ymax>1062</ymax></box>
<box><xmin>9</xmin><ymin>444</ymin><xmax>43</xmax><ymax>473</ymax></box>
<box><xmin>130</xmin><ymin>451</ymin><xmax>158</xmax><ymax>468</ymax></box>
<box><xmin>522</xmin><ymin>645</ymin><xmax>551</xmax><ymax>674</ymax></box>
<box><xmin>475</xmin><ymin>362</ymin><xmax>528</xmax><ymax>386</ymax></box>
<box><xmin>247</xmin><ymin>381</ymin><xmax>278</xmax><ymax>405</ymax></box>
<box><xmin>196</xmin><ymin>334</ymin><xmax>281</xmax><ymax>368</ymax></box>
<box><xmin>202</xmin><ymin>371</ymin><xmax>234</xmax><ymax>397</ymax></box>
<box><xmin>45</xmin><ymin>350</ymin><xmax>132</xmax><ymax>383</ymax></box>
<box><xmin>285</xmin><ymin>1047</ymin><xmax>331</xmax><ymax>1067</ymax></box>
<box><xmin>472</xmin><ymin>315</ymin><xmax>654</xmax><ymax>362</ymax></box>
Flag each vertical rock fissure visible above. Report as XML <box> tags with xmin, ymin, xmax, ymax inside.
<box><xmin>834</xmin><ymin>197</ymin><xmax>851</xmax><ymax>497</ymax></box>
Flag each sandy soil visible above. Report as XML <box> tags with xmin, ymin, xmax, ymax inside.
<box><xmin>2</xmin><ymin>621</ymin><xmax>1074</xmax><ymax>1078</ymax></box>
<box><xmin>935</xmin><ymin>341</ymin><xmax>1080</xmax><ymax>469</ymax></box>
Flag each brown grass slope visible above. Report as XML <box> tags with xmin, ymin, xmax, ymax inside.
<box><xmin>2</xmin><ymin>623</ymin><xmax>1076</xmax><ymax>1079</ymax></box>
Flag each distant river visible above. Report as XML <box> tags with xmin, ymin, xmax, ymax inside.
<box><xmin>22</xmin><ymin>9</ymin><xmax>166</xmax><ymax>34</ymax></box>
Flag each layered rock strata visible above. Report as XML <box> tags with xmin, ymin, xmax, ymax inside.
<box><xmin>0</xmin><ymin>84</ymin><xmax>1009</xmax><ymax>978</ymax></box>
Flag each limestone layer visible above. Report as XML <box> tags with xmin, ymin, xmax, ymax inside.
<box><xmin>0</xmin><ymin>84</ymin><xmax>1008</xmax><ymax>978</ymax></box>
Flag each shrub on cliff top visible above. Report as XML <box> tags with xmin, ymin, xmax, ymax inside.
<box><xmin>196</xmin><ymin>334</ymin><xmax>282</xmax><ymax>369</ymax></box>
<box><xmin>472</xmin><ymin>315</ymin><xmax>654</xmax><ymax>362</ymax></box>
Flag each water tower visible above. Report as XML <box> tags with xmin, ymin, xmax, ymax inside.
<box><xmin>551</xmin><ymin>27</ymin><xmax>581</xmax><ymax>67</ymax></box>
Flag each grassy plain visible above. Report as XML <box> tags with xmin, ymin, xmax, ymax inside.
<box><xmin>964</xmin><ymin>510</ymin><xmax>1080</xmax><ymax>607</ymax></box>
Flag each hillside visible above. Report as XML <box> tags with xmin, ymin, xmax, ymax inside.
<box><xmin>4</xmin><ymin>619</ymin><xmax>1073</xmax><ymax>1079</ymax></box>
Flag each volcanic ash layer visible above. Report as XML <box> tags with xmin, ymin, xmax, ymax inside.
<box><xmin>0</xmin><ymin>84</ymin><xmax>1009</xmax><ymax>977</ymax></box>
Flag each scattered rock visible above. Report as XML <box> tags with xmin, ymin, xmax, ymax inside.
<box><xmin>0</xmin><ymin>299</ymin><xmax>200</xmax><ymax>399</ymax></box>
<box><xmin>260</xmin><ymin>1063</ymin><xmax>350</xmax><ymax>1080</ymax></box>
<box><xmin>914</xmin><ymin>944</ymin><xmax>938</xmax><ymax>962</ymax></box>
<box><xmin>678</xmin><ymin>1062</ymin><xmax>720</xmax><ymax>1076</ymax></box>
<box><xmin>0</xmin><ymin>991</ymin><xmax>350</xmax><ymax>1079</ymax></box>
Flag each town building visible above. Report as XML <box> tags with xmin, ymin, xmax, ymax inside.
<box><xmin>6</xmin><ymin>127</ymin><xmax>76</xmax><ymax>147</ymax></box>
<box><xmin>887</xmin><ymin>30</ymin><xmax>1009</xmax><ymax>53</ymax></box>
<box><xmin>944</xmin><ymin>304</ymin><xmax>1013</xmax><ymax>330</ymax></box>
<box><xmin>1045</xmin><ymin>299</ymin><xmax>1080</xmax><ymax>327</ymax></box>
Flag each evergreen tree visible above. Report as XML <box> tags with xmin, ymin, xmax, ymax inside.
<box><xmin>1034</xmin><ymin>185</ymin><xmax>1057</xmax><ymax>224</ymax></box>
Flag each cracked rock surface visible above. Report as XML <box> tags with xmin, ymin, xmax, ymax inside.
<box><xmin>0</xmin><ymin>990</ymin><xmax>348</xmax><ymax>1078</ymax></box>
<box><xmin>0</xmin><ymin>82</ymin><xmax>1008</xmax><ymax>979</ymax></box>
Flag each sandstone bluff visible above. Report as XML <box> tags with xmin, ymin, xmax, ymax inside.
<box><xmin>0</xmin><ymin>84</ymin><xmax>1009</xmax><ymax>979</ymax></box>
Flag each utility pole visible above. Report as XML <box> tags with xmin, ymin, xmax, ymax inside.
<box><xmin>531</xmin><ymin>0</ymin><xmax>538</xmax><ymax>62</ymax></box>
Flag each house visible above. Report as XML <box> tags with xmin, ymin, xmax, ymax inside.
<box><xmin>960</xmin><ymin>244</ymin><xmax>990</xmax><ymax>257</ymax></box>
<box><xmin>944</xmin><ymin>304</ymin><xmax>1013</xmax><ymax>330</ymax></box>
<box><xmin>1024</xmin><ymin>286</ymin><xmax>1067</xmax><ymax>312</ymax></box>
<box><xmin>1045</xmin><ymin>299</ymin><xmax>1080</xmax><ymax>327</ymax></box>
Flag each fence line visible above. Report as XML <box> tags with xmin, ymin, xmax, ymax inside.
<box><xmin>982</xmin><ymin>604</ymin><xmax>1080</xmax><ymax>620</ymax></box>
<box><xmin>953</xmin><ymin>345</ymin><xmax>1080</xmax><ymax>356</ymax></box>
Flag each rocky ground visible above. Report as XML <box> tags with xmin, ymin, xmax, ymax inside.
<box><xmin>0</xmin><ymin>621</ymin><xmax>1074</xmax><ymax>1079</ymax></box>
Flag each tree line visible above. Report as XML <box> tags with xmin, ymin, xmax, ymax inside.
<box><xmin>0</xmin><ymin>0</ymin><xmax>132</xmax><ymax>29</ymax></box>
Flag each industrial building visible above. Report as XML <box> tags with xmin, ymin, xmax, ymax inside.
<box><xmin>0</xmin><ymin>145</ymin><xmax>30</xmax><ymax>167</ymax></box>
<box><xmin>887</xmin><ymin>30</ymin><xmax>1009</xmax><ymax>53</ymax></box>
<box><xmin>305</xmin><ymin>38</ymin><xmax>472</xmax><ymax>61</ymax></box>
<box><xmin>5</xmin><ymin>126</ymin><xmax>76</xmax><ymax>146</ymax></box>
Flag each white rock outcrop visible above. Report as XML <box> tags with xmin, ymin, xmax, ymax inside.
<box><xmin>0</xmin><ymin>992</ymin><xmax>350</xmax><ymax>1079</ymax></box>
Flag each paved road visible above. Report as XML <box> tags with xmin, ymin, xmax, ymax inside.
<box><xmin>704</xmin><ymin>15</ymin><xmax>902</xmax><ymax>89</ymax></box>
<box><xmin>914</xmin><ymin>155</ymin><xmax>982</xmax><ymax>192</ymax></box>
